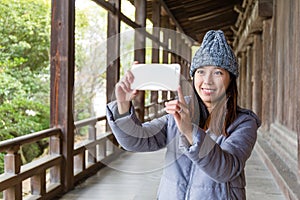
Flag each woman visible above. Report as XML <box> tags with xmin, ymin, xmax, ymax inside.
<box><xmin>106</xmin><ymin>30</ymin><xmax>261</xmax><ymax>200</ymax></box>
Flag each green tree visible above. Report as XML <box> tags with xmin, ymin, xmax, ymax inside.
<box><xmin>0</xmin><ymin>0</ymin><xmax>51</xmax><ymax>173</ymax></box>
<box><xmin>0</xmin><ymin>0</ymin><xmax>50</xmax><ymax>71</ymax></box>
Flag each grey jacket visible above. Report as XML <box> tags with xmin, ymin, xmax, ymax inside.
<box><xmin>106</xmin><ymin>101</ymin><xmax>261</xmax><ymax>200</ymax></box>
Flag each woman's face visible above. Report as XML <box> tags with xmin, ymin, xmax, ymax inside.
<box><xmin>193</xmin><ymin>66</ymin><xmax>231</xmax><ymax>110</ymax></box>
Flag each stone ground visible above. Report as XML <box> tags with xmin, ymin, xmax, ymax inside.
<box><xmin>59</xmin><ymin>146</ymin><xmax>285</xmax><ymax>200</ymax></box>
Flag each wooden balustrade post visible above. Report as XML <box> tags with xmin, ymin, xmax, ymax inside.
<box><xmin>30</xmin><ymin>171</ymin><xmax>46</xmax><ymax>196</ymax></box>
<box><xmin>3</xmin><ymin>146</ymin><xmax>22</xmax><ymax>200</ymax></box>
<box><xmin>74</xmin><ymin>152</ymin><xmax>85</xmax><ymax>174</ymax></box>
<box><xmin>50</xmin><ymin>135</ymin><xmax>61</xmax><ymax>184</ymax></box>
<box><xmin>88</xmin><ymin>124</ymin><xmax>97</xmax><ymax>164</ymax></box>
<box><xmin>99</xmin><ymin>140</ymin><xmax>107</xmax><ymax>159</ymax></box>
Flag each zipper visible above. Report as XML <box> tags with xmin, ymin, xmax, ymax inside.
<box><xmin>184</xmin><ymin>164</ymin><xmax>195</xmax><ymax>200</ymax></box>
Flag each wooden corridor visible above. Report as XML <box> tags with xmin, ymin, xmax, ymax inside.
<box><xmin>59</xmin><ymin>143</ymin><xmax>285</xmax><ymax>200</ymax></box>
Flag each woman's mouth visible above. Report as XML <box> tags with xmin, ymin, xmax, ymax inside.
<box><xmin>201</xmin><ymin>88</ymin><xmax>216</xmax><ymax>95</ymax></box>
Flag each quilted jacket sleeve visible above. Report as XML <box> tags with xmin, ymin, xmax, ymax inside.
<box><xmin>106</xmin><ymin>101</ymin><xmax>168</xmax><ymax>152</ymax></box>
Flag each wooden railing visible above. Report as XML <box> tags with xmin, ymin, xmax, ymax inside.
<box><xmin>0</xmin><ymin>101</ymin><xmax>170</xmax><ymax>200</ymax></box>
<box><xmin>144</xmin><ymin>100</ymin><xmax>168</xmax><ymax>121</ymax></box>
<box><xmin>0</xmin><ymin>115</ymin><xmax>120</xmax><ymax>200</ymax></box>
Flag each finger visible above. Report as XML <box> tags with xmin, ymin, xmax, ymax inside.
<box><xmin>132</xmin><ymin>90</ymin><xmax>138</xmax><ymax>95</ymax></box>
<box><xmin>165</xmin><ymin>100</ymin><xmax>179</xmax><ymax>106</ymax></box>
<box><xmin>119</xmin><ymin>81</ymin><xmax>130</xmax><ymax>93</ymax></box>
<box><xmin>165</xmin><ymin>101</ymin><xmax>180</xmax><ymax>111</ymax></box>
<box><xmin>164</xmin><ymin>107</ymin><xmax>178</xmax><ymax>115</ymax></box>
<box><xmin>165</xmin><ymin>105</ymin><xmax>179</xmax><ymax>112</ymax></box>
<box><xmin>127</xmin><ymin>70</ymin><xmax>135</xmax><ymax>83</ymax></box>
<box><xmin>177</xmin><ymin>86</ymin><xmax>186</xmax><ymax>105</ymax></box>
<box><xmin>130</xmin><ymin>90</ymin><xmax>139</xmax><ymax>100</ymax></box>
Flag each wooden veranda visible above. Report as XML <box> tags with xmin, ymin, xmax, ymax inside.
<box><xmin>0</xmin><ymin>0</ymin><xmax>300</xmax><ymax>199</ymax></box>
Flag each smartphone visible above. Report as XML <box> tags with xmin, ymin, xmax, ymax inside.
<box><xmin>130</xmin><ymin>63</ymin><xmax>181</xmax><ymax>91</ymax></box>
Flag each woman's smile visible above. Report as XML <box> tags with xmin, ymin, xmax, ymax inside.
<box><xmin>201</xmin><ymin>87</ymin><xmax>216</xmax><ymax>95</ymax></box>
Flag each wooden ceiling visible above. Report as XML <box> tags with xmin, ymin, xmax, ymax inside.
<box><xmin>146</xmin><ymin>0</ymin><xmax>244</xmax><ymax>45</ymax></box>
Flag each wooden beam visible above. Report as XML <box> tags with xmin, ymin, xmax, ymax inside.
<box><xmin>187</xmin><ymin>5</ymin><xmax>235</xmax><ymax>21</ymax></box>
<box><xmin>92</xmin><ymin>0</ymin><xmax>116</xmax><ymax>14</ymax></box>
<box><xmin>93</xmin><ymin>0</ymin><xmax>171</xmax><ymax>51</ymax></box>
<box><xmin>50</xmin><ymin>0</ymin><xmax>75</xmax><ymax>192</ymax></box>
<box><xmin>159</xmin><ymin>0</ymin><xmax>194</xmax><ymax>45</ymax></box>
<box><xmin>159</xmin><ymin>0</ymin><xmax>184</xmax><ymax>34</ymax></box>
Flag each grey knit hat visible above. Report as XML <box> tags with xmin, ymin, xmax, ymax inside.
<box><xmin>190</xmin><ymin>30</ymin><xmax>239</xmax><ymax>77</ymax></box>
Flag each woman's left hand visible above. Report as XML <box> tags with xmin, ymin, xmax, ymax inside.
<box><xmin>165</xmin><ymin>86</ymin><xmax>193</xmax><ymax>144</ymax></box>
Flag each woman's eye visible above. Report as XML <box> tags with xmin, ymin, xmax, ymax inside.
<box><xmin>214</xmin><ymin>70</ymin><xmax>223</xmax><ymax>76</ymax></box>
<box><xmin>196</xmin><ymin>70</ymin><xmax>205</xmax><ymax>75</ymax></box>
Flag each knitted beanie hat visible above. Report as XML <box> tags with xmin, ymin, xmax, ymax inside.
<box><xmin>190</xmin><ymin>30</ymin><xmax>239</xmax><ymax>77</ymax></box>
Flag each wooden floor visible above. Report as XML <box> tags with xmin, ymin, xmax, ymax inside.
<box><xmin>59</xmin><ymin>145</ymin><xmax>285</xmax><ymax>200</ymax></box>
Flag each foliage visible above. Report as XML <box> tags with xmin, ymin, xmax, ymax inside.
<box><xmin>0</xmin><ymin>0</ymin><xmax>50</xmax><ymax>71</ymax></box>
<box><xmin>0</xmin><ymin>0</ymin><xmax>51</xmax><ymax>173</ymax></box>
<box><xmin>0</xmin><ymin>153</ymin><xmax>4</xmax><ymax>174</ymax></box>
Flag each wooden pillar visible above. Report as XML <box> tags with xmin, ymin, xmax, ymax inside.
<box><xmin>295</xmin><ymin>0</ymin><xmax>300</xmax><ymax>182</ymax></box>
<box><xmin>170</xmin><ymin>25</ymin><xmax>176</xmax><ymax>64</ymax></box>
<box><xmin>261</xmin><ymin>19</ymin><xmax>274</xmax><ymax>131</ymax></box>
<box><xmin>275</xmin><ymin>11</ymin><xmax>284</xmax><ymax>124</ymax></box>
<box><xmin>150</xmin><ymin>0</ymin><xmax>160</xmax><ymax>112</ymax></box>
<box><xmin>239</xmin><ymin>52</ymin><xmax>247</xmax><ymax>108</ymax></box>
<box><xmin>236</xmin><ymin>55</ymin><xmax>241</xmax><ymax>104</ymax></box>
<box><xmin>134</xmin><ymin>0</ymin><xmax>146</xmax><ymax>121</ymax></box>
<box><xmin>245</xmin><ymin>45</ymin><xmax>253</xmax><ymax>110</ymax></box>
<box><xmin>106</xmin><ymin>0</ymin><xmax>121</xmax><ymax>102</ymax></box>
<box><xmin>176</xmin><ymin>32</ymin><xmax>182</xmax><ymax>69</ymax></box>
<box><xmin>252</xmin><ymin>34</ymin><xmax>262</xmax><ymax>119</ymax></box>
<box><xmin>161</xmin><ymin>15</ymin><xmax>169</xmax><ymax>100</ymax></box>
<box><xmin>50</xmin><ymin>0</ymin><xmax>75</xmax><ymax>192</ymax></box>
<box><xmin>181</xmin><ymin>41</ymin><xmax>187</xmax><ymax>79</ymax></box>
<box><xmin>169</xmin><ymin>25</ymin><xmax>177</xmax><ymax>99</ymax></box>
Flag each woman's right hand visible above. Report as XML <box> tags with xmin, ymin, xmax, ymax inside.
<box><xmin>115</xmin><ymin>70</ymin><xmax>138</xmax><ymax>114</ymax></box>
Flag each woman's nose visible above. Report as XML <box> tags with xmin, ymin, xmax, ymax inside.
<box><xmin>203</xmin><ymin>73</ymin><xmax>213</xmax><ymax>84</ymax></box>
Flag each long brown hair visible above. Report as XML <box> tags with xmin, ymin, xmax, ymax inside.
<box><xmin>192</xmin><ymin>74</ymin><xmax>238</xmax><ymax>136</ymax></box>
